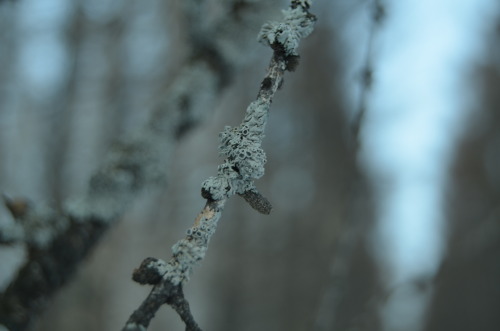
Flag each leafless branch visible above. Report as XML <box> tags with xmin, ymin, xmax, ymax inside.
<box><xmin>123</xmin><ymin>2</ymin><xmax>316</xmax><ymax>330</ymax></box>
<box><xmin>0</xmin><ymin>1</ymin><xmax>284</xmax><ymax>330</ymax></box>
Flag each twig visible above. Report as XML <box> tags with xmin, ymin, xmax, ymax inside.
<box><xmin>0</xmin><ymin>2</ymin><xmax>282</xmax><ymax>330</ymax></box>
<box><xmin>123</xmin><ymin>2</ymin><xmax>316</xmax><ymax>330</ymax></box>
<box><xmin>127</xmin><ymin>259</ymin><xmax>202</xmax><ymax>331</ymax></box>
<box><xmin>351</xmin><ymin>0</ymin><xmax>385</xmax><ymax>148</ymax></box>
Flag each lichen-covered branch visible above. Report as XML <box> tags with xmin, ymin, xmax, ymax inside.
<box><xmin>0</xmin><ymin>2</ymin><xmax>283</xmax><ymax>330</ymax></box>
<box><xmin>124</xmin><ymin>200</ymin><xmax>225</xmax><ymax>331</ymax></box>
<box><xmin>123</xmin><ymin>2</ymin><xmax>316</xmax><ymax>330</ymax></box>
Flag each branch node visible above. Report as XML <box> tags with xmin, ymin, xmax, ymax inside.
<box><xmin>200</xmin><ymin>187</ymin><xmax>214</xmax><ymax>202</ymax></box>
<box><xmin>132</xmin><ymin>257</ymin><xmax>168</xmax><ymax>285</ymax></box>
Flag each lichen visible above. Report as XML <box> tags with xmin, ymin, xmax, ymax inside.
<box><xmin>164</xmin><ymin>239</ymin><xmax>208</xmax><ymax>284</ymax></box>
<box><xmin>258</xmin><ymin>6</ymin><xmax>316</xmax><ymax>56</ymax></box>
<box><xmin>123</xmin><ymin>324</ymin><xmax>146</xmax><ymax>331</ymax></box>
<box><xmin>9</xmin><ymin>204</ymin><xmax>71</xmax><ymax>249</ymax></box>
<box><xmin>201</xmin><ymin>98</ymin><xmax>271</xmax><ymax>201</ymax></box>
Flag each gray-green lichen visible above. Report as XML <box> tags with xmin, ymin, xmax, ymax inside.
<box><xmin>201</xmin><ymin>99</ymin><xmax>269</xmax><ymax>201</ymax></box>
<box><xmin>65</xmin><ymin>131</ymin><xmax>171</xmax><ymax>222</ymax></box>
<box><xmin>164</xmin><ymin>239</ymin><xmax>207</xmax><ymax>284</ymax></box>
<box><xmin>123</xmin><ymin>324</ymin><xmax>146</xmax><ymax>331</ymax></box>
<box><xmin>258</xmin><ymin>5</ymin><xmax>315</xmax><ymax>56</ymax></box>
<box><xmin>164</xmin><ymin>201</ymin><xmax>224</xmax><ymax>285</ymax></box>
<box><xmin>4</xmin><ymin>203</ymin><xmax>70</xmax><ymax>248</ymax></box>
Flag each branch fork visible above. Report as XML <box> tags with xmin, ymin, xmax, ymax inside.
<box><xmin>124</xmin><ymin>2</ymin><xmax>316</xmax><ymax>330</ymax></box>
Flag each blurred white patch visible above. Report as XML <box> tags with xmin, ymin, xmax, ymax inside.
<box><xmin>18</xmin><ymin>34</ymin><xmax>68</xmax><ymax>100</ymax></box>
<box><xmin>18</xmin><ymin>0</ymin><xmax>72</xmax><ymax>31</ymax></box>
<box><xmin>374</xmin><ymin>181</ymin><xmax>446</xmax><ymax>283</ymax></box>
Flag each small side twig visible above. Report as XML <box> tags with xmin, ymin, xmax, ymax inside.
<box><xmin>351</xmin><ymin>0</ymin><xmax>385</xmax><ymax>148</ymax></box>
<box><xmin>238</xmin><ymin>189</ymin><xmax>272</xmax><ymax>215</ymax></box>
<box><xmin>123</xmin><ymin>2</ymin><xmax>316</xmax><ymax>330</ymax></box>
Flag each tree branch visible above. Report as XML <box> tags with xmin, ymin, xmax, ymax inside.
<box><xmin>123</xmin><ymin>1</ymin><xmax>316</xmax><ymax>330</ymax></box>
<box><xmin>0</xmin><ymin>2</ymin><xmax>283</xmax><ymax>330</ymax></box>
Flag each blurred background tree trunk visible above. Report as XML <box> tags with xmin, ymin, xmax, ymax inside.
<box><xmin>424</xmin><ymin>12</ymin><xmax>500</xmax><ymax>331</ymax></box>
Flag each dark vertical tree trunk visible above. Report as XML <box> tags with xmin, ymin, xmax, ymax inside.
<box><xmin>424</xmin><ymin>14</ymin><xmax>500</xmax><ymax>331</ymax></box>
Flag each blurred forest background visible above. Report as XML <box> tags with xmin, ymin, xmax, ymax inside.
<box><xmin>0</xmin><ymin>0</ymin><xmax>499</xmax><ymax>330</ymax></box>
